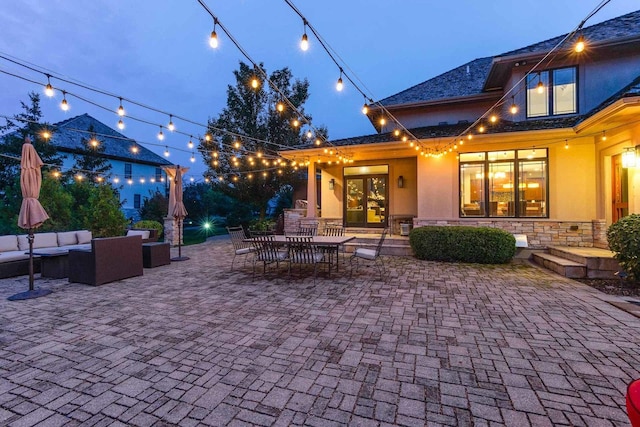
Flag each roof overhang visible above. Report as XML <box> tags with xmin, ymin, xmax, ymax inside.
<box><xmin>574</xmin><ymin>95</ymin><xmax>640</xmax><ymax>135</ymax></box>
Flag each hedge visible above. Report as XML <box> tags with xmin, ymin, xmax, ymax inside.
<box><xmin>409</xmin><ymin>225</ymin><xmax>516</xmax><ymax>264</ymax></box>
<box><xmin>607</xmin><ymin>214</ymin><xmax>640</xmax><ymax>281</ymax></box>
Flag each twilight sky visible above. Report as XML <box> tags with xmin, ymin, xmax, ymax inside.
<box><xmin>0</xmin><ymin>0</ymin><xmax>638</xmax><ymax>181</ymax></box>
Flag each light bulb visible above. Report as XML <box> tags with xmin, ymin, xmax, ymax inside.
<box><xmin>41</xmin><ymin>130</ymin><xmax>51</xmax><ymax>140</ymax></box>
<box><xmin>209</xmin><ymin>30</ymin><xmax>219</xmax><ymax>48</ymax></box>
<box><xmin>537</xmin><ymin>80</ymin><xmax>544</xmax><ymax>94</ymax></box>
<box><xmin>362</xmin><ymin>104</ymin><xmax>368</xmax><ymax>115</ymax></box>
<box><xmin>117</xmin><ymin>119</ymin><xmax>125</xmax><ymax>130</ymax></box>
<box><xmin>234</xmin><ymin>140</ymin><xmax>241</xmax><ymax>149</ymax></box>
<box><xmin>306</xmin><ymin>130</ymin><xmax>313</xmax><ymax>139</ymax></box>
<box><xmin>60</xmin><ymin>92</ymin><xmax>69</xmax><ymax>111</ymax></box>
<box><xmin>379</xmin><ymin>117</ymin><xmax>386</xmax><ymax>126</ymax></box>
<box><xmin>44</xmin><ymin>77</ymin><xmax>54</xmax><ymax>97</ymax></box>
<box><xmin>479</xmin><ymin>125</ymin><xmax>485</xmax><ymax>133</ymax></box>
<box><xmin>575</xmin><ymin>34</ymin><xmax>585</xmax><ymax>53</ymax></box>
<box><xmin>90</xmin><ymin>137</ymin><xmax>99</xmax><ymax>148</ymax></box>
<box><xmin>336</xmin><ymin>76</ymin><xmax>343</xmax><ymax>92</ymax></box>
<box><xmin>394</xmin><ymin>129</ymin><xmax>400</xmax><ymax>137</ymax></box>
<box><xmin>205</xmin><ymin>134</ymin><xmax>212</xmax><ymax>141</ymax></box>
<box><xmin>300</xmin><ymin>33</ymin><xmax>309</xmax><ymax>51</ymax></box>
<box><xmin>131</xmin><ymin>145</ymin><xmax>139</xmax><ymax>154</ymax></box>
<box><xmin>113</xmin><ymin>176</ymin><xmax>120</xmax><ymax>184</ymax></box>
<box><xmin>510</xmin><ymin>97</ymin><xmax>518</xmax><ymax>115</ymax></box>
<box><xmin>157</xmin><ymin>127</ymin><xmax>164</xmax><ymax>140</ymax></box>
<box><xmin>251</xmin><ymin>78</ymin><xmax>259</xmax><ymax>89</ymax></box>
<box><xmin>168</xmin><ymin>116</ymin><xmax>175</xmax><ymax>132</ymax></box>
<box><xmin>117</xmin><ymin>99</ymin><xmax>125</xmax><ymax>116</ymax></box>
<box><xmin>292</xmin><ymin>118</ymin><xmax>300</xmax><ymax>128</ymax></box>
<box><xmin>276</xmin><ymin>102</ymin><xmax>284</xmax><ymax>112</ymax></box>
<box><xmin>191</xmin><ymin>153</ymin><xmax>196</xmax><ymax>163</ymax></box>
<box><xmin>490</xmin><ymin>115</ymin><xmax>497</xmax><ymax>123</ymax></box>
<box><xmin>565</xmin><ymin>140</ymin><xmax>569</xmax><ymax>149</ymax></box>
<box><xmin>164</xmin><ymin>146</ymin><xmax>170</xmax><ymax>157</ymax></box>
<box><xmin>601</xmin><ymin>131</ymin><xmax>607</xmax><ymax>141</ymax></box>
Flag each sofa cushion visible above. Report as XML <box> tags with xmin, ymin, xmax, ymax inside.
<box><xmin>0</xmin><ymin>250</ymin><xmax>30</xmax><ymax>262</ymax></box>
<box><xmin>0</xmin><ymin>235</ymin><xmax>19</xmax><ymax>252</ymax></box>
<box><xmin>127</xmin><ymin>229</ymin><xmax>150</xmax><ymax>240</ymax></box>
<box><xmin>76</xmin><ymin>230</ymin><xmax>92</xmax><ymax>244</ymax></box>
<box><xmin>57</xmin><ymin>231</ymin><xmax>78</xmax><ymax>247</ymax></box>
<box><xmin>18</xmin><ymin>232</ymin><xmax>58</xmax><ymax>251</ymax></box>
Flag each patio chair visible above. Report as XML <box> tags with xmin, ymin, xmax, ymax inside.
<box><xmin>251</xmin><ymin>234</ymin><xmax>288</xmax><ymax>279</ymax></box>
<box><xmin>350</xmin><ymin>228</ymin><xmax>388</xmax><ymax>280</ymax></box>
<box><xmin>296</xmin><ymin>225</ymin><xmax>318</xmax><ymax>236</ymax></box>
<box><xmin>227</xmin><ymin>226</ymin><xmax>254</xmax><ymax>271</ymax></box>
<box><xmin>286</xmin><ymin>235</ymin><xmax>327</xmax><ymax>279</ymax></box>
<box><xmin>321</xmin><ymin>225</ymin><xmax>345</xmax><ymax>267</ymax></box>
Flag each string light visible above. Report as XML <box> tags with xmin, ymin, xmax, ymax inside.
<box><xmin>90</xmin><ymin>136</ymin><xmax>99</xmax><ymax>148</ymax></box>
<box><xmin>209</xmin><ymin>20</ymin><xmax>219</xmax><ymax>49</ymax></box>
<box><xmin>489</xmin><ymin>114</ymin><xmax>497</xmax><ymax>124</ymax></box>
<box><xmin>537</xmin><ymin>73</ymin><xmax>544</xmax><ymax>94</ymax></box>
<box><xmin>164</xmin><ymin>146</ymin><xmax>170</xmax><ymax>157</ymax></box>
<box><xmin>117</xmin><ymin>119</ymin><xmax>125</xmax><ymax>130</ymax></box>
<box><xmin>292</xmin><ymin>118</ymin><xmax>300</xmax><ymax>128</ymax></box>
<box><xmin>44</xmin><ymin>75</ymin><xmax>54</xmax><ymax>97</ymax></box>
<box><xmin>117</xmin><ymin>98</ymin><xmax>125</xmax><ymax>116</ymax></box>
<box><xmin>601</xmin><ymin>131</ymin><xmax>607</xmax><ymax>141</ymax></box>
<box><xmin>188</xmin><ymin>137</ymin><xmax>194</xmax><ymax>149</ymax></box>
<box><xmin>510</xmin><ymin>97</ymin><xmax>518</xmax><ymax>115</ymax></box>
<box><xmin>251</xmin><ymin>77</ymin><xmax>259</xmax><ymax>89</ymax></box>
<box><xmin>234</xmin><ymin>140</ymin><xmax>241</xmax><ymax>149</ymax></box>
<box><xmin>300</xmin><ymin>21</ymin><xmax>309</xmax><ymax>51</ymax></box>
<box><xmin>276</xmin><ymin>101</ymin><xmax>285</xmax><ymax>112</ymax></box>
<box><xmin>131</xmin><ymin>144</ymin><xmax>139</xmax><ymax>154</ymax></box>
<box><xmin>565</xmin><ymin>140</ymin><xmax>569</xmax><ymax>149</ymax></box>
<box><xmin>157</xmin><ymin>126</ymin><xmax>164</xmax><ymax>141</ymax></box>
<box><xmin>167</xmin><ymin>115</ymin><xmax>175</xmax><ymax>132</ymax></box>
<box><xmin>336</xmin><ymin>69</ymin><xmax>344</xmax><ymax>92</ymax></box>
<box><xmin>575</xmin><ymin>34</ymin><xmax>585</xmax><ymax>53</ymax></box>
<box><xmin>41</xmin><ymin>130</ymin><xmax>51</xmax><ymax>140</ymax></box>
<box><xmin>60</xmin><ymin>91</ymin><xmax>69</xmax><ymax>111</ymax></box>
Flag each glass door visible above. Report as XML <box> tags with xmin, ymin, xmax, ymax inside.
<box><xmin>345</xmin><ymin>176</ymin><xmax>387</xmax><ymax>227</ymax></box>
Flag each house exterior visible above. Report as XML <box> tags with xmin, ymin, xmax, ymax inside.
<box><xmin>281</xmin><ymin>9</ymin><xmax>640</xmax><ymax>249</ymax></box>
<box><xmin>44</xmin><ymin>114</ymin><xmax>173</xmax><ymax>220</ymax></box>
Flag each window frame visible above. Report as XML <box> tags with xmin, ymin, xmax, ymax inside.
<box><xmin>124</xmin><ymin>163</ymin><xmax>132</xmax><ymax>180</ymax></box>
<box><xmin>134</xmin><ymin>194</ymin><xmax>141</xmax><ymax>209</ymax></box>
<box><xmin>459</xmin><ymin>149</ymin><xmax>549</xmax><ymax>219</ymax></box>
<box><xmin>526</xmin><ymin>66</ymin><xmax>578</xmax><ymax>118</ymax></box>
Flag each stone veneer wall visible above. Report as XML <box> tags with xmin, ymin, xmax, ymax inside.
<box><xmin>412</xmin><ymin>218</ymin><xmax>609</xmax><ymax>249</ymax></box>
<box><xmin>283</xmin><ymin>210</ymin><xmax>342</xmax><ymax>235</ymax></box>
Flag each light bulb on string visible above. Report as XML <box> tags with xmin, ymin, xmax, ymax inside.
<box><xmin>188</xmin><ymin>137</ymin><xmax>194</xmax><ymax>149</ymax></box>
<box><xmin>190</xmin><ymin>152</ymin><xmax>196</xmax><ymax>163</ymax></box>
<box><xmin>536</xmin><ymin>73</ymin><xmax>544</xmax><ymax>94</ymax></box>
<box><xmin>276</xmin><ymin>101</ymin><xmax>285</xmax><ymax>112</ymax></box>
<box><xmin>131</xmin><ymin>144</ymin><xmax>139</xmax><ymax>154</ymax></box>
<box><xmin>575</xmin><ymin>34</ymin><xmax>585</xmax><ymax>53</ymax></box>
<box><xmin>292</xmin><ymin>118</ymin><xmax>300</xmax><ymax>128</ymax></box>
<box><xmin>601</xmin><ymin>131</ymin><xmax>607</xmax><ymax>141</ymax></box>
<box><xmin>362</xmin><ymin>103</ymin><xmax>368</xmax><ymax>115</ymax></box>
<box><xmin>379</xmin><ymin>117</ymin><xmax>386</xmax><ymax>126</ymax></box>
<box><xmin>157</xmin><ymin>126</ymin><xmax>164</xmax><ymax>141</ymax></box>
<box><xmin>510</xmin><ymin>97</ymin><xmax>518</xmax><ymax>115</ymax></box>
<box><xmin>117</xmin><ymin>119</ymin><xmax>125</xmax><ymax>130</ymax></box>
<box><xmin>300</xmin><ymin>22</ymin><xmax>309</xmax><ymax>51</ymax></box>
<box><xmin>41</xmin><ymin>130</ymin><xmax>51</xmax><ymax>140</ymax></box>
<box><xmin>44</xmin><ymin>75</ymin><xmax>54</xmax><ymax>97</ymax></box>
<box><xmin>251</xmin><ymin>77</ymin><xmax>259</xmax><ymax>89</ymax></box>
<box><xmin>117</xmin><ymin>98</ymin><xmax>125</xmax><ymax>116</ymax></box>
<box><xmin>306</xmin><ymin>129</ymin><xmax>313</xmax><ymax>139</ymax></box>
<box><xmin>489</xmin><ymin>114</ymin><xmax>497</xmax><ymax>124</ymax></box>
<box><xmin>60</xmin><ymin>91</ymin><xmax>69</xmax><ymax>111</ymax></box>
<box><xmin>90</xmin><ymin>136</ymin><xmax>99</xmax><ymax>148</ymax></box>
<box><xmin>168</xmin><ymin>115</ymin><xmax>175</xmax><ymax>132</ymax></box>
<box><xmin>336</xmin><ymin>70</ymin><xmax>344</xmax><ymax>92</ymax></box>
<box><xmin>204</xmin><ymin>133</ymin><xmax>212</xmax><ymax>142</ymax></box>
<box><xmin>565</xmin><ymin>140</ymin><xmax>569</xmax><ymax>149</ymax></box>
<box><xmin>209</xmin><ymin>22</ymin><xmax>219</xmax><ymax>49</ymax></box>
<box><xmin>164</xmin><ymin>146</ymin><xmax>170</xmax><ymax>157</ymax></box>
<box><xmin>234</xmin><ymin>140</ymin><xmax>241</xmax><ymax>149</ymax></box>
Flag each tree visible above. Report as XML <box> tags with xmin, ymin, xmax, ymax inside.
<box><xmin>67</xmin><ymin>124</ymin><xmax>112</xmax><ymax>183</ymax></box>
<box><xmin>139</xmin><ymin>191</ymin><xmax>168</xmax><ymax>224</ymax></box>
<box><xmin>85</xmin><ymin>184</ymin><xmax>128</xmax><ymax>237</ymax></box>
<box><xmin>201</xmin><ymin>62</ymin><xmax>326</xmax><ymax>219</ymax></box>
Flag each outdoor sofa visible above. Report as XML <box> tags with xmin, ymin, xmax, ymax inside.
<box><xmin>0</xmin><ymin>230</ymin><xmax>93</xmax><ymax>279</ymax></box>
<box><xmin>68</xmin><ymin>234</ymin><xmax>143</xmax><ymax>286</ymax></box>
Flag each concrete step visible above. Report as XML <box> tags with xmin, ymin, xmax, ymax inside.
<box><xmin>548</xmin><ymin>246</ymin><xmax>619</xmax><ymax>278</ymax></box>
<box><xmin>532</xmin><ymin>252</ymin><xmax>586</xmax><ymax>278</ymax></box>
<box><xmin>343</xmin><ymin>234</ymin><xmax>413</xmax><ymax>257</ymax></box>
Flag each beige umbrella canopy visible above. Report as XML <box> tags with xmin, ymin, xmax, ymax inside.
<box><xmin>9</xmin><ymin>137</ymin><xmax>51</xmax><ymax>300</ymax></box>
<box><xmin>18</xmin><ymin>137</ymin><xmax>49</xmax><ymax>229</ymax></box>
<box><xmin>172</xmin><ymin>166</ymin><xmax>188</xmax><ymax>220</ymax></box>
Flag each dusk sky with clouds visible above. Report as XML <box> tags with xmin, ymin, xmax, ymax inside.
<box><xmin>1</xmin><ymin>0</ymin><xmax>638</xmax><ymax>181</ymax></box>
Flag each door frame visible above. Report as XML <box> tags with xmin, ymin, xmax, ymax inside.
<box><xmin>344</xmin><ymin>174</ymin><xmax>388</xmax><ymax>228</ymax></box>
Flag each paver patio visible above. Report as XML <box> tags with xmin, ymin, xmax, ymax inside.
<box><xmin>0</xmin><ymin>237</ymin><xmax>638</xmax><ymax>426</ymax></box>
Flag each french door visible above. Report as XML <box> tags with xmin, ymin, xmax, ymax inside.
<box><xmin>612</xmin><ymin>154</ymin><xmax>628</xmax><ymax>222</ymax></box>
<box><xmin>345</xmin><ymin>175</ymin><xmax>387</xmax><ymax>228</ymax></box>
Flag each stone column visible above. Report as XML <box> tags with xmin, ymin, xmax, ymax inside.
<box><xmin>307</xmin><ymin>161</ymin><xmax>317</xmax><ymax>218</ymax></box>
<box><xmin>162</xmin><ymin>165</ymin><xmax>189</xmax><ymax>246</ymax></box>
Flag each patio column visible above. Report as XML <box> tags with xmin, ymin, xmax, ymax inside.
<box><xmin>162</xmin><ymin>165</ymin><xmax>189</xmax><ymax>245</ymax></box>
<box><xmin>307</xmin><ymin>161</ymin><xmax>317</xmax><ymax>218</ymax></box>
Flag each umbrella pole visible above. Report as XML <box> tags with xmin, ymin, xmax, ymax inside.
<box><xmin>171</xmin><ymin>217</ymin><xmax>189</xmax><ymax>261</ymax></box>
<box><xmin>28</xmin><ymin>230</ymin><xmax>34</xmax><ymax>291</ymax></box>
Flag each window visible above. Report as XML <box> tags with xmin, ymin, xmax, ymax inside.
<box><xmin>459</xmin><ymin>149</ymin><xmax>547</xmax><ymax>218</ymax></box>
<box><xmin>527</xmin><ymin>67</ymin><xmax>576</xmax><ymax>118</ymax></box>
<box><xmin>134</xmin><ymin>194</ymin><xmax>141</xmax><ymax>209</ymax></box>
<box><xmin>155</xmin><ymin>167</ymin><xmax>162</xmax><ymax>182</ymax></box>
<box><xmin>125</xmin><ymin>163</ymin><xmax>132</xmax><ymax>180</ymax></box>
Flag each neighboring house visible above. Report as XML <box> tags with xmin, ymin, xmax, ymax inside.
<box><xmin>41</xmin><ymin>114</ymin><xmax>172</xmax><ymax>220</ymax></box>
<box><xmin>281</xmin><ymin>9</ymin><xmax>640</xmax><ymax>249</ymax></box>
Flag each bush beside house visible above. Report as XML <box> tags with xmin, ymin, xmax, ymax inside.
<box><xmin>607</xmin><ymin>214</ymin><xmax>640</xmax><ymax>281</ymax></box>
<box><xmin>410</xmin><ymin>226</ymin><xmax>516</xmax><ymax>264</ymax></box>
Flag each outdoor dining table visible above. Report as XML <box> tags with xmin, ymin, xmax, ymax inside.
<box><xmin>246</xmin><ymin>235</ymin><xmax>355</xmax><ymax>272</ymax></box>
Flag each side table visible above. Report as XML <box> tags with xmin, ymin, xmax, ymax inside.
<box><xmin>142</xmin><ymin>242</ymin><xmax>171</xmax><ymax>268</ymax></box>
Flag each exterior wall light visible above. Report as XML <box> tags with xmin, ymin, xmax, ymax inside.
<box><xmin>328</xmin><ymin>178</ymin><xmax>335</xmax><ymax>190</ymax></box>
<box><xmin>622</xmin><ymin>147</ymin><xmax>637</xmax><ymax>168</ymax></box>
<box><xmin>398</xmin><ymin>175</ymin><xmax>404</xmax><ymax>188</ymax></box>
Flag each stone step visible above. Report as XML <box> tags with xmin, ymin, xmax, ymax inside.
<box><xmin>532</xmin><ymin>252</ymin><xmax>586</xmax><ymax>278</ymax></box>
<box><xmin>547</xmin><ymin>246</ymin><xmax>620</xmax><ymax>278</ymax></box>
<box><xmin>343</xmin><ymin>235</ymin><xmax>413</xmax><ymax>257</ymax></box>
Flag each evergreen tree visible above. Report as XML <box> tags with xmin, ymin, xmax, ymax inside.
<box><xmin>67</xmin><ymin>124</ymin><xmax>112</xmax><ymax>182</ymax></box>
<box><xmin>201</xmin><ymin>62</ymin><xmax>326</xmax><ymax>219</ymax></box>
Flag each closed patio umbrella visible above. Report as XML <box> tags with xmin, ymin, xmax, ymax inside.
<box><xmin>9</xmin><ymin>137</ymin><xmax>51</xmax><ymax>301</ymax></box>
<box><xmin>171</xmin><ymin>165</ymin><xmax>189</xmax><ymax>261</ymax></box>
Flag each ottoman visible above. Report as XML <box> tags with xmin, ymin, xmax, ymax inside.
<box><xmin>142</xmin><ymin>242</ymin><xmax>171</xmax><ymax>268</ymax></box>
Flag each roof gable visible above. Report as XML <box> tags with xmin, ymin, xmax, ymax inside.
<box><xmin>50</xmin><ymin>114</ymin><xmax>172</xmax><ymax>166</ymax></box>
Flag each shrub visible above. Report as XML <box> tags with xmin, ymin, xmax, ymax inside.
<box><xmin>133</xmin><ymin>220</ymin><xmax>164</xmax><ymax>239</ymax></box>
<box><xmin>409</xmin><ymin>225</ymin><xmax>516</xmax><ymax>264</ymax></box>
<box><xmin>607</xmin><ymin>214</ymin><xmax>640</xmax><ymax>280</ymax></box>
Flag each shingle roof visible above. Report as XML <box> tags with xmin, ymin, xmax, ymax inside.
<box><xmin>577</xmin><ymin>73</ymin><xmax>640</xmax><ymax>122</ymax></box>
<box><xmin>378</xmin><ymin>10</ymin><xmax>640</xmax><ymax>109</ymax></box>
<box><xmin>50</xmin><ymin>114</ymin><xmax>172</xmax><ymax>166</ymax></box>
<box><xmin>499</xmin><ymin>9</ymin><xmax>640</xmax><ymax>57</ymax></box>
<box><xmin>378</xmin><ymin>57</ymin><xmax>494</xmax><ymax>106</ymax></box>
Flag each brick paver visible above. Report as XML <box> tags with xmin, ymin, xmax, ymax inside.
<box><xmin>0</xmin><ymin>237</ymin><xmax>638</xmax><ymax>426</ymax></box>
